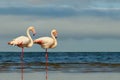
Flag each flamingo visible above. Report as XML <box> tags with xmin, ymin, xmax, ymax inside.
<box><xmin>8</xmin><ymin>26</ymin><xmax>36</xmax><ymax>80</ymax></box>
<box><xmin>34</xmin><ymin>29</ymin><xmax>58</xmax><ymax>80</ymax></box>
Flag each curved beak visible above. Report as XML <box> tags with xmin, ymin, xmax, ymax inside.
<box><xmin>55</xmin><ymin>36</ymin><xmax>57</xmax><ymax>38</ymax></box>
<box><xmin>55</xmin><ymin>32</ymin><xmax>58</xmax><ymax>38</ymax></box>
<box><xmin>33</xmin><ymin>33</ymin><xmax>36</xmax><ymax>36</ymax></box>
<box><xmin>31</xmin><ymin>28</ymin><xmax>36</xmax><ymax>36</ymax></box>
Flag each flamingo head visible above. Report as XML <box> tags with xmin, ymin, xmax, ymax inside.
<box><xmin>52</xmin><ymin>29</ymin><xmax>58</xmax><ymax>38</ymax></box>
<box><xmin>29</xmin><ymin>26</ymin><xmax>36</xmax><ymax>36</ymax></box>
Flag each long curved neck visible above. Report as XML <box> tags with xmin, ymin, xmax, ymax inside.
<box><xmin>50</xmin><ymin>32</ymin><xmax>57</xmax><ymax>48</ymax></box>
<box><xmin>26</xmin><ymin>28</ymin><xmax>33</xmax><ymax>47</ymax></box>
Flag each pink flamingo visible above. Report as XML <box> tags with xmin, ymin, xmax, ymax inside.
<box><xmin>8</xmin><ymin>26</ymin><xmax>36</xmax><ymax>80</ymax></box>
<box><xmin>34</xmin><ymin>29</ymin><xmax>58</xmax><ymax>80</ymax></box>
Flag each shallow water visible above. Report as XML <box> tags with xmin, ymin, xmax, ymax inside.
<box><xmin>0</xmin><ymin>52</ymin><xmax>120</xmax><ymax>72</ymax></box>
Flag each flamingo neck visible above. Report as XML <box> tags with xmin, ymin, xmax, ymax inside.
<box><xmin>26</xmin><ymin>28</ymin><xmax>33</xmax><ymax>47</ymax></box>
<box><xmin>51</xmin><ymin>32</ymin><xmax>57</xmax><ymax>48</ymax></box>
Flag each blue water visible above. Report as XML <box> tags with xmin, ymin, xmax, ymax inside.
<box><xmin>0</xmin><ymin>52</ymin><xmax>120</xmax><ymax>72</ymax></box>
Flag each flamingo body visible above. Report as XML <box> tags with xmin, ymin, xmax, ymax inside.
<box><xmin>8</xmin><ymin>26</ymin><xmax>36</xmax><ymax>48</ymax></box>
<box><xmin>34</xmin><ymin>37</ymin><xmax>56</xmax><ymax>49</ymax></box>
<box><xmin>8</xmin><ymin>36</ymin><xmax>30</xmax><ymax>47</ymax></box>
<box><xmin>34</xmin><ymin>29</ymin><xmax>58</xmax><ymax>49</ymax></box>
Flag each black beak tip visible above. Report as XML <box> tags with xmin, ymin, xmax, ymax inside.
<box><xmin>33</xmin><ymin>34</ymin><xmax>36</xmax><ymax>36</ymax></box>
<box><xmin>55</xmin><ymin>36</ymin><xmax>57</xmax><ymax>38</ymax></box>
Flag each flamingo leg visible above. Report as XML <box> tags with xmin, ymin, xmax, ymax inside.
<box><xmin>21</xmin><ymin>47</ymin><xmax>24</xmax><ymax>80</ymax></box>
<box><xmin>45</xmin><ymin>48</ymin><xmax>48</xmax><ymax>80</ymax></box>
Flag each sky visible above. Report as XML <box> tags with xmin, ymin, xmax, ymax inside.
<box><xmin>1</xmin><ymin>0</ymin><xmax>120</xmax><ymax>52</ymax></box>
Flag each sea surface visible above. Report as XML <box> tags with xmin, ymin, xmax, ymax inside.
<box><xmin>0</xmin><ymin>52</ymin><xmax>120</xmax><ymax>73</ymax></box>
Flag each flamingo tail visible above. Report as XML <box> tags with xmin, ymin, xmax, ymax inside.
<box><xmin>45</xmin><ymin>48</ymin><xmax>48</xmax><ymax>80</ymax></box>
<box><xmin>21</xmin><ymin>47</ymin><xmax>24</xmax><ymax>80</ymax></box>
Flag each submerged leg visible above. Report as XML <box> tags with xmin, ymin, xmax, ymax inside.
<box><xmin>45</xmin><ymin>48</ymin><xmax>48</xmax><ymax>80</ymax></box>
<box><xmin>21</xmin><ymin>47</ymin><xmax>24</xmax><ymax>80</ymax></box>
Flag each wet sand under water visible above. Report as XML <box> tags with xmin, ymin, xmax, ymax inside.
<box><xmin>0</xmin><ymin>72</ymin><xmax>120</xmax><ymax>80</ymax></box>
<box><xmin>0</xmin><ymin>63</ymin><xmax>120</xmax><ymax>80</ymax></box>
<box><xmin>1</xmin><ymin>63</ymin><xmax>120</xmax><ymax>73</ymax></box>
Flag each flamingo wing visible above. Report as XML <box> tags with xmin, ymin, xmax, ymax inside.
<box><xmin>34</xmin><ymin>37</ymin><xmax>54</xmax><ymax>48</ymax></box>
<box><xmin>12</xmin><ymin>36</ymin><xmax>30</xmax><ymax>46</ymax></box>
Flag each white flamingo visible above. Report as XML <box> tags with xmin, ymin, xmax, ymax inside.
<box><xmin>8</xmin><ymin>26</ymin><xmax>36</xmax><ymax>80</ymax></box>
<box><xmin>8</xmin><ymin>26</ymin><xmax>36</xmax><ymax>48</ymax></box>
<box><xmin>34</xmin><ymin>29</ymin><xmax>58</xmax><ymax>80</ymax></box>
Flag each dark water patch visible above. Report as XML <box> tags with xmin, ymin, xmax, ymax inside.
<box><xmin>0</xmin><ymin>52</ymin><xmax>120</xmax><ymax>72</ymax></box>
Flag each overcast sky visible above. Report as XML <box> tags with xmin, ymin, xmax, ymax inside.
<box><xmin>1</xmin><ymin>0</ymin><xmax>120</xmax><ymax>52</ymax></box>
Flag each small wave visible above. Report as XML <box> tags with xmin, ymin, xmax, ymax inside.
<box><xmin>0</xmin><ymin>52</ymin><xmax>120</xmax><ymax>72</ymax></box>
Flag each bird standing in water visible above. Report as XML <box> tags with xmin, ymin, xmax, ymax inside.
<box><xmin>34</xmin><ymin>29</ymin><xmax>58</xmax><ymax>80</ymax></box>
<box><xmin>8</xmin><ymin>26</ymin><xmax>36</xmax><ymax>80</ymax></box>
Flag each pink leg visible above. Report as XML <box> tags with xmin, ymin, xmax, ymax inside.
<box><xmin>21</xmin><ymin>47</ymin><xmax>24</xmax><ymax>80</ymax></box>
<box><xmin>45</xmin><ymin>48</ymin><xmax>48</xmax><ymax>80</ymax></box>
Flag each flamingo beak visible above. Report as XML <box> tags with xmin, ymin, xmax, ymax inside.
<box><xmin>55</xmin><ymin>36</ymin><xmax>57</xmax><ymax>38</ymax></box>
<box><xmin>55</xmin><ymin>32</ymin><xmax>58</xmax><ymax>38</ymax></box>
<box><xmin>31</xmin><ymin>28</ymin><xmax>36</xmax><ymax>36</ymax></box>
<box><xmin>33</xmin><ymin>33</ymin><xmax>36</xmax><ymax>36</ymax></box>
